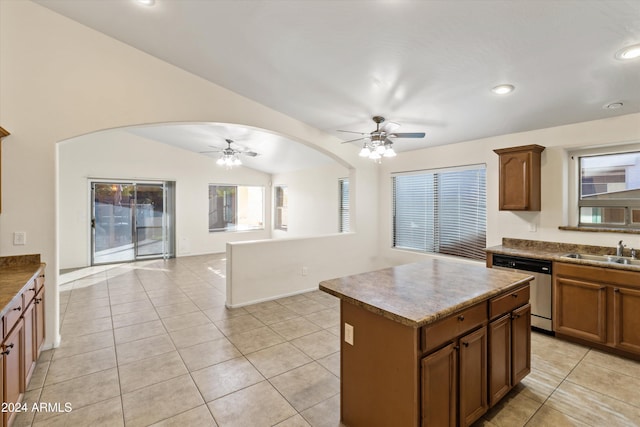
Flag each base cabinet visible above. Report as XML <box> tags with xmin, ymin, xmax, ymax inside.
<box><xmin>458</xmin><ymin>327</ymin><xmax>488</xmax><ymax>426</ymax></box>
<box><xmin>613</xmin><ymin>286</ymin><xmax>640</xmax><ymax>354</ymax></box>
<box><xmin>555</xmin><ymin>276</ymin><xmax>607</xmax><ymax>343</ymax></box>
<box><xmin>0</xmin><ymin>265</ymin><xmax>45</xmax><ymax>427</ymax></box>
<box><xmin>2</xmin><ymin>319</ymin><xmax>24</xmax><ymax>427</ymax></box>
<box><xmin>421</xmin><ymin>327</ymin><xmax>488</xmax><ymax>427</ymax></box>
<box><xmin>554</xmin><ymin>262</ymin><xmax>640</xmax><ymax>358</ymax></box>
<box><xmin>421</xmin><ymin>343</ymin><xmax>457</xmax><ymax>427</ymax></box>
<box><xmin>34</xmin><ymin>289</ymin><xmax>45</xmax><ymax>360</ymax></box>
<box><xmin>488</xmin><ymin>304</ymin><xmax>531</xmax><ymax>406</ymax></box>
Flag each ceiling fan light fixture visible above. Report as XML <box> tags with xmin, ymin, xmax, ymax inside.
<box><xmin>491</xmin><ymin>84</ymin><xmax>515</xmax><ymax>95</ymax></box>
<box><xmin>616</xmin><ymin>43</ymin><xmax>640</xmax><ymax>60</ymax></box>
<box><xmin>359</xmin><ymin>146</ymin><xmax>372</xmax><ymax>157</ymax></box>
<box><xmin>383</xmin><ymin>147</ymin><xmax>397</xmax><ymax>157</ymax></box>
<box><xmin>369</xmin><ymin>151</ymin><xmax>382</xmax><ymax>160</ymax></box>
<box><xmin>375</xmin><ymin>144</ymin><xmax>386</xmax><ymax>155</ymax></box>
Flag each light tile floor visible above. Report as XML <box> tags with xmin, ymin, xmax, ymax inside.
<box><xmin>15</xmin><ymin>254</ymin><xmax>640</xmax><ymax>426</ymax></box>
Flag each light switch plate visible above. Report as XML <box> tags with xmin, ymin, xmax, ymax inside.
<box><xmin>14</xmin><ymin>231</ymin><xmax>27</xmax><ymax>245</ymax></box>
<box><xmin>344</xmin><ymin>323</ymin><xmax>354</xmax><ymax>345</ymax></box>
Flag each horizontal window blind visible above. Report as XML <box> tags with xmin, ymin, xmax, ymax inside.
<box><xmin>339</xmin><ymin>178</ymin><xmax>350</xmax><ymax>232</ymax></box>
<box><xmin>393</xmin><ymin>166</ymin><xmax>486</xmax><ymax>261</ymax></box>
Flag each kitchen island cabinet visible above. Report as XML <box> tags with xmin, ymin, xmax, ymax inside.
<box><xmin>320</xmin><ymin>259</ymin><xmax>533</xmax><ymax>427</ymax></box>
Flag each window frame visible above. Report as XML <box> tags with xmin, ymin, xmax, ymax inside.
<box><xmin>339</xmin><ymin>177</ymin><xmax>350</xmax><ymax>233</ymax></box>
<box><xmin>391</xmin><ymin>164</ymin><xmax>486</xmax><ymax>261</ymax></box>
<box><xmin>274</xmin><ymin>185</ymin><xmax>288</xmax><ymax>231</ymax></box>
<box><xmin>569</xmin><ymin>144</ymin><xmax>640</xmax><ymax>230</ymax></box>
<box><xmin>208</xmin><ymin>184</ymin><xmax>265</xmax><ymax>233</ymax></box>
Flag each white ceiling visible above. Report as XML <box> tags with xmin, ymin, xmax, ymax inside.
<box><xmin>36</xmin><ymin>0</ymin><xmax>640</xmax><ymax>173</ymax></box>
<box><xmin>125</xmin><ymin>123</ymin><xmax>336</xmax><ymax>174</ymax></box>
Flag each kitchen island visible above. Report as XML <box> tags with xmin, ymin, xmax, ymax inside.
<box><xmin>320</xmin><ymin>258</ymin><xmax>533</xmax><ymax>427</ymax></box>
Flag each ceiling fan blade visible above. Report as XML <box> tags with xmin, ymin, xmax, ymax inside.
<box><xmin>382</xmin><ymin>121</ymin><xmax>401</xmax><ymax>133</ymax></box>
<box><xmin>341</xmin><ymin>136</ymin><xmax>367</xmax><ymax>144</ymax></box>
<box><xmin>389</xmin><ymin>132</ymin><xmax>426</xmax><ymax>139</ymax></box>
<box><xmin>337</xmin><ymin>130</ymin><xmax>367</xmax><ymax>135</ymax></box>
<box><xmin>199</xmin><ymin>150</ymin><xmax>221</xmax><ymax>154</ymax></box>
<box><xmin>243</xmin><ymin>151</ymin><xmax>259</xmax><ymax>157</ymax></box>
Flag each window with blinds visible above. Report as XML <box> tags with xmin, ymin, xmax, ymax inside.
<box><xmin>392</xmin><ymin>165</ymin><xmax>486</xmax><ymax>260</ymax></box>
<box><xmin>339</xmin><ymin>178</ymin><xmax>350</xmax><ymax>232</ymax></box>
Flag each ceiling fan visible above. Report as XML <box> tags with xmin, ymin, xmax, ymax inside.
<box><xmin>200</xmin><ymin>138</ymin><xmax>258</xmax><ymax>168</ymax></box>
<box><xmin>338</xmin><ymin>116</ymin><xmax>426</xmax><ymax>161</ymax></box>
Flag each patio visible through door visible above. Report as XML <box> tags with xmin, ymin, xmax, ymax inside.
<box><xmin>91</xmin><ymin>181</ymin><xmax>175</xmax><ymax>265</ymax></box>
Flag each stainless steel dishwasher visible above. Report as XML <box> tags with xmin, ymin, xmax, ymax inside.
<box><xmin>491</xmin><ymin>254</ymin><xmax>553</xmax><ymax>333</ymax></box>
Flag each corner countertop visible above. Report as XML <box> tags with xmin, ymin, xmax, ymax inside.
<box><xmin>319</xmin><ymin>258</ymin><xmax>532</xmax><ymax>328</ymax></box>
<box><xmin>0</xmin><ymin>255</ymin><xmax>45</xmax><ymax>319</ymax></box>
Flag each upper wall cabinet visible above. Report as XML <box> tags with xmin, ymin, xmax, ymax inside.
<box><xmin>494</xmin><ymin>144</ymin><xmax>545</xmax><ymax>211</ymax></box>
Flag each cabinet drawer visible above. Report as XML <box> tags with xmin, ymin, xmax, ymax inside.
<box><xmin>422</xmin><ymin>303</ymin><xmax>487</xmax><ymax>353</ymax></box>
<box><xmin>490</xmin><ymin>285</ymin><xmax>530</xmax><ymax>319</ymax></box>
<box><xmin>3</xmin><ymin>298</ymin><xmax>23</xmax><ymax>338</ymax></box>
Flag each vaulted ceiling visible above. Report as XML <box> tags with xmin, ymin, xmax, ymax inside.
<box><xmin>36</xmin><ymin>0</ymin><xmax>640</xmax><ymax>173</ymax></box>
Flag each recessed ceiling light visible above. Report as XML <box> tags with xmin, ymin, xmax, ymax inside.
<box><xmin>616</xmin><ymin>43</ymin><xmax>640</xmax><ymax>60</ymax></box>
<box><xmin>491</xmin><ymin>84</ymin><xmax>515</xmax><ymax>95</ymax></box>
<box><xmin>135</xmin><ymin>0</ymin><xmax>155</xmax><ymax>6</ymax></box>
<box><xmin>604</xmin><ymin>102</ymin><xmax>624</xmax><ymax>110</ymax></box>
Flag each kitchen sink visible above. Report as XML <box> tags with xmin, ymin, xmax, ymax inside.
<box><xmin>561</xmin><ymin>253</ymin><xmax>640</xmax><ymax>265</ymax></box>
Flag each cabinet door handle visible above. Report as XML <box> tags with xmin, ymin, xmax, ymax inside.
<box><xmin>35</xmin><ymin>298</ymin><xmax>42</xmax><ymax>304</ymax></box>
<box><xmin>614</xmin><ymin>288</ymin><xmax>620</xmax><ymax>293</ymax></box>
<box><xmin>2</xmin><ymin>343</ymin><xmax>14</xmax><ymax>355</ymax></box>
<box><xmin>453</xmin><ymin>345</ymin><xmax>460</xmax><ymax>351</ymax></box>
<box><xmin>512</xmin><ymin>314</ymin><xmax>520</xmax><ymax>319</ymax></box>
<box><xmin>458</xmin><ymin>315</ymin><xmax>465</xmax><ymax>321</ymax></box>
<box><xmin>462</xmin><ymin>342</ymin><xmax>469</xmax><ymax>347</ymax></box>
<box><xmin>511</xmin><ymin>293</ymin><xmax>518</xmax><ymax>298</ymax></box>
<box><xmin>12</xmin><ymin>306</ymin><xmax>21</xmax><ymax>312</ymax></box>
<box><xmin>29</xmin><ymin>287</ymin><xmax>36</xmax><ymax>291</ymax></box>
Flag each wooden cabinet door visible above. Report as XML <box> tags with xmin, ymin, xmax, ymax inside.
<box><xmin>511</xmin><ymin>303</ymin><xmax>531</xmax><ymax>384</ymax></box>
<box><xmin>35</xmin><ymin>289</ymin><xmax>45</xmax><ymax>357</ymax></box>
<box><xmin>3</xmin><ymin>319</ymin><xmax>24</xmax><ymax>427</ymax></box>
<box><xmin>613</xmin><ymin>287</ymin><xmax>640</xmax><ymax>354</ymax></box>
<box><xmin>421</xmin><ymin>343</ymin><xmax>457</xmax><ymax>427</ymax></box>
<box><xmin>555</xmin><ymin>276</ymin><xmax>607</xmax><ymax>343</ymax></box>
<box><xmin>22</xmin><ymin>301</ymin><xmax>36</xmax><ymax>387</ymax></box>
<box><xmin>488</xmin><ymin>314</ymin><xmax>511</xmax><ymax>407</ymax></box>
<box><xmin>499</xmin><ymin>150</ymin><xmax>531</xmax><ymax>210</ymax></box>
<box><xmin>459</xmin><ymin>327</ymin><xmax>488</xmax><ymax>427</ymax></box>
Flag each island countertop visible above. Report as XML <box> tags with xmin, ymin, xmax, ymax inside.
<box><xmin>319</xmin><ymin>258</ymin><xmax>533</xmax><ymax>328</ymax></box>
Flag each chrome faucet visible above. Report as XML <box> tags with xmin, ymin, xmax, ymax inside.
<box><xmin>632</xmin><ymin>248</ymin><xmax>637</xmax><ymax>260</ymax></box>
<box><xmin>617</xmin><ymin>240</ymin><xmax>625</xmax><ymax>257</ymax></box>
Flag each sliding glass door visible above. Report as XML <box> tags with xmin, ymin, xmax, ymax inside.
<box><xmin>91</xmin><ymin>181</ymin><xmax>175</xmax><ymax>265</ymax></box>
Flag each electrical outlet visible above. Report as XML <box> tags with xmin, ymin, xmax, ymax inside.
<box><xmin>344</xmin><ymin>323</ymin><xmax>354</xmax><ymax>345</ymax></box>
<box><xmin>13</xmin><ymin>232</ymin><xmax>26</xmax><ymax>246</ymax></box>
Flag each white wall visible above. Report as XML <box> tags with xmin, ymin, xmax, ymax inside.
<box><xmin>378</xmin><ymin>113</ymin><xmax>640</xmax><ymax>266</ymax></box>
<box><xmin>272</xmin><ymin>163</ymin><xmax>350</xmax><ymax>238</ymax></box>
<box><xmin>227</xmin><ymin>233</ymin><xmax>377</xmax><ymax>307</ymax></box>
<box><xmin>0</xmin><ymin>1</ymin><xmax>378</xmax><ymax>349</ymax></box>
<box><xmin>59</xmin><ymin>129</ymin><xmax>275</xmax><ymax>269</ymax></box>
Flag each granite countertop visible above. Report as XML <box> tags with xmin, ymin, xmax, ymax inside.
<box><xmin>486</xmin><ymin>238</ymin><xmax>640</xmax><ymax>272</ymax></box>
<box><xmin>319</xmin><ymin>258</ymin><xmax>532</xmax><ymax>328</ymax></box>
<box><xmin>0</xmin><ymin>255</ymin><xmax>45</xmax><ymax>319</ymax></box>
